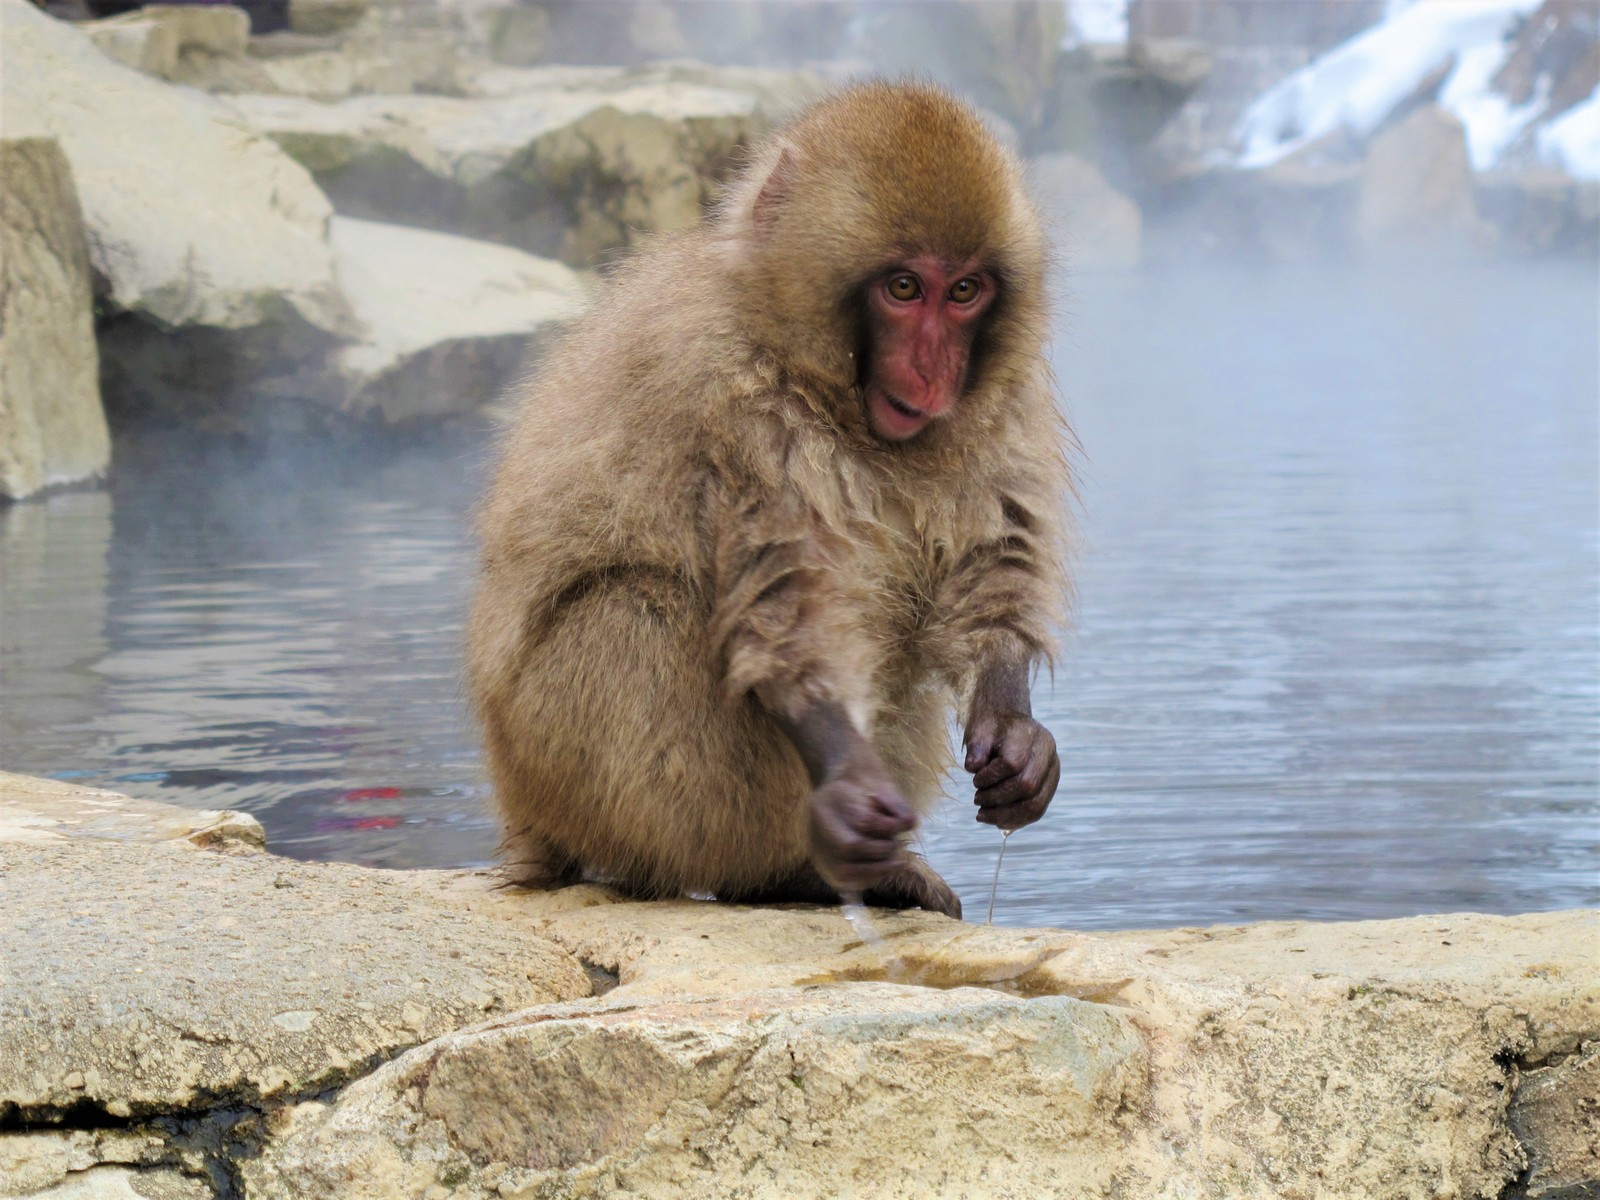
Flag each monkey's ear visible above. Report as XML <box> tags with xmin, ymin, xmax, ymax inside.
<box><xmin>753</xmin><ymin>146</ymin><xmax>798</xmax><ymax>232</ymax></box>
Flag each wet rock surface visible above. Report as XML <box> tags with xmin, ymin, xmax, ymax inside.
<box><xmin>1</xmin><ymin>774</ymin><xmax>1595</xmax><ymax>1199</ymax></box>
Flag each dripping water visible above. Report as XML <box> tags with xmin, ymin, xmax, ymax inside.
<box><xmin>985</xmin><ymin>829</ymin><xmax>1013</xmax><ymax>925</ymax></box>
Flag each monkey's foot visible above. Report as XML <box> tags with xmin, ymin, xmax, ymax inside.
<box><xmin>864</xmin><ymin>855</ymin><xmax>962</xmax><ymax>920</ymax></box>
<box><xmin>723</xmin><ymin>856</ymin><xmax>960</xmax><ymax>919</ymax></box>
<box><xmin>496</xmin><ymin>829</ymin><xmax>583</xmax><ymax>890</ymax></box>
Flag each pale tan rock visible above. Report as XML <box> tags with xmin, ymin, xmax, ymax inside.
<box><xmin>389</xmin><ymin>877</ymin><xmax>1600</xmax><ymax>1199</ymax></box>
<box><xmin>226</xmin><ymin>70</ymin><xmax>802</xmax><ymax>264</ymax></box>
<box><xmin>0</xmin><ymin>138</ymin><xmax>108</xmax><ymax>501</ymax></box>
<box><xmin>4</xmin><ymin>776</ymin><xmax>1595</xmax><ymax>1199</ymax></box>
<box><xmin>0</xmin><ymin>771</ymin><xmax>264</xmax><ymax>849</ymax></box>
<box><xmin>288</xmin><ymin>0</ymin><xmax>366</xmax><ymax>37</ymax></box>
<box><xmin>327</xmin><ymin>216</ymin><xmax>587</xmax><ymax>422</ymax></box>
<box><xmin>241</xmin><ymin>18</ymin><xmax>474</xmax><ymax>100</ymax></box>
<box><xmin>0</xmin><ymin>777</ymin><xmax>591</xmax><ymax>1125</ymax></box>
<box><xmin>0</xmin><ymin>1130</ymin><xmax>154</xmax><ymax>1196</ymax></box>
<box><xmin>4</xmin><ymin>1162</ymin><xmax>214</xmax><ymax>1199</ymax></box>
<box><xmin>84</xmin><ymin>4</ymin><xmax>250</xmax><ymax>79</ymax></box>
<box><xmin>1359</xmin><ymin>105</ymin><xmax>1494</xmax><ymax>250</ymax></box>
<box><xmin>1030</xmin><ymin>152</ymin><xmax>1143</xmax><ymax>269</ymax></box>
<box><xmin>0</xmin><ymin>0</ymin><xmax>350</xmax><ymax>336</ymax></box>
<box><xmin>1129</xmin><ymin>37</ymin><xmax>1214</xmax><ymax>91</ymax></box>
<box><xmin>244</xmin><ymin>983</ymin><xmax>1145</xmax><ymax>1200</ymax></box>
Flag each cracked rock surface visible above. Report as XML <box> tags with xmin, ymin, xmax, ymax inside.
<box><xmin>0</xmin><ymin>774</ymin><xmax>589</xmax><ymax>1129</ymax></box>
<box><xmin>2</xmin><ymin>773</ymin><xmax>1595</xmax><ymax>1199</ymax></box>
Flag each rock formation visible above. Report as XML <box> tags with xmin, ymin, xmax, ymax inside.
<box><xmin>0</xmin><ymin>139</ymin><xmax>109</xmax><ymax>501</ymax></box>
<box><xmin>1</xmin><ymin>773</ymin><xmax>1594</xmax><ymax>1199</ymax></box>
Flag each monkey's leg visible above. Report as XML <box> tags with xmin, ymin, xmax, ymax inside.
<box><xmin>865</xmin><ymin>855</ymin><xmax>962</xmax><ymax>920</ymax></box>
<box><xmin>497</xmin><ymin>822</ymin><xmax>583</xmax><ymax>890</ymax></box>
<box><xmin>730</xmin><ymin>855</ymin><xmax>962</xmax><ymax>920</ymax></box>
<box><xmin>720</xmin><ymin>861</ymin><xmax>840</xmax><ymax>907</ymax></box>
<box><xmin>482</xmin><ymin>577</ymin><xmax>811</xmax><ymax>900</ymax></box>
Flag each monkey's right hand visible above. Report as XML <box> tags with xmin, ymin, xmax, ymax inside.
<box><xmin>807</xmin><ymin>742</ymin><xmax>917</xmax><ymax>894</ymax></box>
<box><xmin>769</xmin><ymin>695</ymin><xmax>916</xmax><ymax>893</ymax></box>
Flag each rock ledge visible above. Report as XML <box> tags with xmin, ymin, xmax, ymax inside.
<box><xmin>1</xmin><ymin>772</ymin><xmax>1594</xmax><ymax>1199</ymax></box>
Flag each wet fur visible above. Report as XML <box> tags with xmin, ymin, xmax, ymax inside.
<box><xmin>467</xmin><ymin>82</ymin><xmax>1072</xmax><ymax>901</ymax></box>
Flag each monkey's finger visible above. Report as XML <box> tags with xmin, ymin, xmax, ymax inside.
<box><xmin>974</xmin><ymin>743</ymin><xmax>1053</xmax><ymax>807</ymax></box>
<box><xmin>963</xmin><ymin>721</ymin><xmax>999</xmax><ymax>773</ymax></box>
<box><xmin>813</xmin><ymin>804</ymin><xmax>905</xmax><ymax>860</ymax></box>
<box><xmin>974</xmin><ymin>769</ymin><xmax>1040</xmax><ymax>810</ymax></box>
<box><xmin>865</xmin><ymin>790</ymin><xmax>916</xmax><ymax>832</ymax></box>
<box><xmin>830</xmin><ymin>836</ymin><xmax>904</xmax><ymax>865</ymax></box>
<box><xmin>975</xmin><ymin>720</ymin><xmax>1056</xmax><ymax>789</ymax></box>
<box><xmin>977</xmin><ymin>757</ymin><xmax>1059</xmax><ymax>830</ymax></box>
<box><xmin>972</xmin><ymin>732</ymin><xmax>1029</xmax><ymax>788</ymax></box>
<box><xmin>971</xmin><ymin>756</ymin><xmax>1020</xmax><ymax>789</ymax></box>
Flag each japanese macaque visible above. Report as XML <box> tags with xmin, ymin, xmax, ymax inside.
<box><xmin>467</xmin><ymin>82</ymin><xmax>1070</xmax><ymax>919</ymax></box>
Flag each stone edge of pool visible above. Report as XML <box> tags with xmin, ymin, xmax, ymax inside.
<box><xmin>0</xmin><ymin>770</ymin><xmax>1594</xmax><ymax>1199</ymax></box>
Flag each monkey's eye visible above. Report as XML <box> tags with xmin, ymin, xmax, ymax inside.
<box><xmin>948</xmin><ymin>277</ymin><xmax>981</xmax><ymax>304</ymax></box>
<box><xmin>886</xmin><ymin>274</ymin><xmax>921</xmax><ymax>302</ymax></box>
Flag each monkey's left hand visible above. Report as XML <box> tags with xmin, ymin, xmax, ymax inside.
<box><xmin>963</xmin><ymin>711</ymin><xmax>1060</xmax><ymax>831</ymax></box>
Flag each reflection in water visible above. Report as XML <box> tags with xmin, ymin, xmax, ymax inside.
<box><xmin>2</xmin><ymin>260</ymin><xmax>1595</xmax><ymax>930</ymax></box>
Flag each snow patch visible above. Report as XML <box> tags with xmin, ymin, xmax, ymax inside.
<box><xmin>1234</xmin><ymin>0</ymin><xmax>1539</xmax><ymax>170</ymax></box>
<box><xmin>1064</xmin><ymin>0</ymin><xmax>1126</xmax><ymax>47</ymax></box>
<box><xmin>1538</xmin><ymin>86</ymin><xmax>1600</xmax><ymax>181</ymax></box>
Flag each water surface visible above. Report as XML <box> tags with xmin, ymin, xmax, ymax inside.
<box><xmin>3</xmin><ymin>259</ymin><xmax>1595</xmax><ymax>929</ymax></box>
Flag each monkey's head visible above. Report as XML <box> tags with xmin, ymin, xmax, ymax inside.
<box><xmin>722</xmin><ymin>82</ymin><xmax>1048</xmax><ymax>446</ymax></box>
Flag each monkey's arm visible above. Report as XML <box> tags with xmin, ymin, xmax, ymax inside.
<box><xmin>935</xmin><ymin>486</ymin><xmax>1068</xmax><ymax>831</ymax></box>
<box><xmin>963</xmin><ymin>647</ymin><xmax>1060</xmax><ymax>831</ymax></box>
<box><xmin>709</xmin><ymin>487</ymin><xmax>912</xmax><ymax>889</ymax></box>
<box><xmin>773</xmin><ymin>699</ymin><xmax>915</xmax><ymax>893</ymax></box>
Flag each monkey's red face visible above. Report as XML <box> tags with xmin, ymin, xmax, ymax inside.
<box><xmin>862</xmin><ymin>255</ymin><xmax>995</xmax><ymax>442</ymax></box>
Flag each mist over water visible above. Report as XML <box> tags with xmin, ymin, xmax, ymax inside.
<box><xmin>3</xmin><ymin>255</ymin><xmax>1593</xmax><ymax>930</ymax></box>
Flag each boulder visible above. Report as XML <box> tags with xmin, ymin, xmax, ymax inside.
<box><xmin>0</xmin><ymin>0</ymin><xmax>351</xmax><ymax>336</ymax></box>
<box><xmin>229</xmin><ymin>69</ymin><xmax>809</xmax><ymax>265</ymax></box>
<box><xmin>1030</xmin><ymin>152</ymin><xmax>1142</xmax><ymax>269</ymax></box>
<box><xmin>83</xmin><ymin>3</ymin><xmax>250</xmax><ymax>79</ymax></box>
<box><xmin>288</xmin><ymin>0</ymin><xmax>366</xmax><ymax>36</ymax></box>
<box><xmin>1358</xmin><ymin>104</ymin><xmax>1494</xmax><ymax>251</ymax></box>
<box><xmin>256</xmin><ymin>891</ymin><xmax>1600</xmax><ymax>1199</ymax></box>
<box><xmin>327</xmin><ymin>216</ymin><xmax>587</xmax><ymax>422</ymax></box>
<box><xmin>83</xmin><ymin>3</ymin><xmax>281</xmax><ymax>91</ymax></box>
<box><xmin>1478</xmin><ymin>167</ymin><xmax>1600</xmax><ymax>256</ymax></box>
<box><xmin>0</xmin><ymin>138</ymin><xmax>109</xmax><ymax>501</ymax></box>
<box><xmin>1129</xmin><ymin>35</ymin><xmax>1213</xmax><ymax>91</ymax></box>
<box><xmin>245</xmin><ymin>25</ymin><xmax>473</xmax><ymax>99</ymax></box>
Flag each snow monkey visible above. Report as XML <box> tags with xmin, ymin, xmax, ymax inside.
<box><xmin>467</xmin><ymin>82</ymin><xmax>1070</xmax><ymax>919</ymax></box>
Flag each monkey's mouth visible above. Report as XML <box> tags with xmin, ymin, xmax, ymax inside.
<box><xmin>885</xmin><ymin>393</ymin><xmax>925</xmax><ymax>420</ymax></box>
<box><xmin>867</xmin><ymin>388</ymin><xmax>933</xmax><ymax>441</ymax></box>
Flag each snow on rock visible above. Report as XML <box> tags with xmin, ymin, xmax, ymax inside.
<box><xmin>1065</xmin><ymin>0</ymin><xmax>1127</xmax><ymax>47</ymax></box>
<box><xmin>1234</xmin><ymin>1</ymin><xmax>1542</xmax><ymax>171</ymax></box>
<box><xmin>1538</xmin><ymin>84</ymin><xmax>1600</xmax><ymax>180</ymax></box>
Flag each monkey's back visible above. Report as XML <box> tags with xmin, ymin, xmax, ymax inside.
<box><xmin>467</xmin><ymin>234</ymin><xmax>822</xmax><ymax>894</ymax></box>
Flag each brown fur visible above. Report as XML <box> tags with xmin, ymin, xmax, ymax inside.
<box><xmin>466</xmin><ymin>82</ymin><xmax>1072</xmax><ymax>899</ymax></box>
